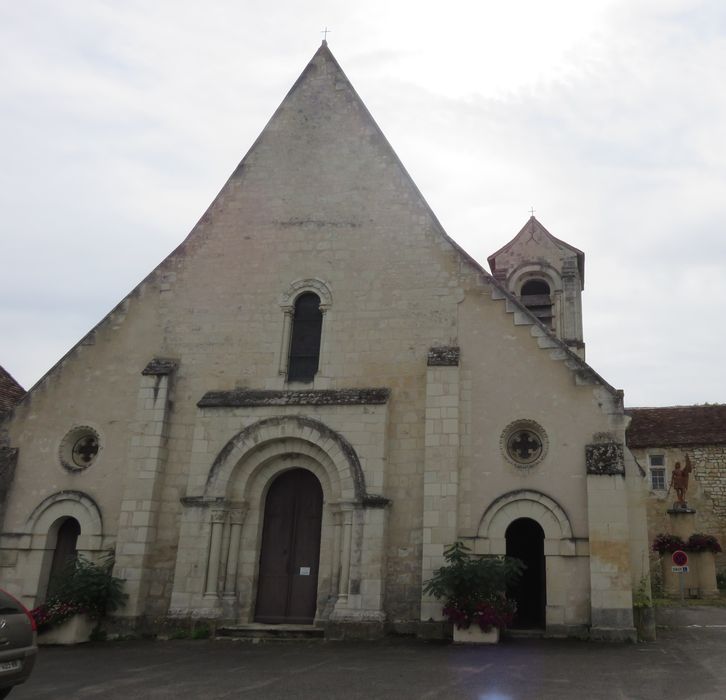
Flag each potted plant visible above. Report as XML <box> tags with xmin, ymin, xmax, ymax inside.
<box><xmin>31</xmin><ymin>552</ymin><xmax>126</xmax><ymax>644</ymax></box>
<box><xmin>423</xmin><ymin>541</ymin><xmax>524</xmax><ymax>643</ymax></box>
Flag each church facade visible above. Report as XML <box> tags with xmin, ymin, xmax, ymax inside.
<box><xmin>0</xmin><ymin>43</ymin><xmax>653</xmax><ymax>641</ymax></box>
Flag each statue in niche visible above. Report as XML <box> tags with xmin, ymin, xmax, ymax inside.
<box><xmin>669</xmin><ymin>454</ymin><xmax>693</xmax><ymax>508</ymax></box>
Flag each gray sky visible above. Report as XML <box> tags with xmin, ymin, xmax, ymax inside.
<box><xmin>2</xmin><ymin>0</ymin><xmax>724</xmax><ymax>406</ymax></box>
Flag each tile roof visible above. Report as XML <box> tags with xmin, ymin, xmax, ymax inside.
<box><xmin>0</xmin><ymin>366</ymin><xmax>25</xmax><ymax>416</ymax></box>
<box><xmin>626</xmin><ymin>405</ymin><xmax>726</xmax><ymax>448</ymax></box>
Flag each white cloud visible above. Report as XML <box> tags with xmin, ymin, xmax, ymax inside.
<box><xmin>1</xmin><ymin>0</ymin><xmax>725</xmax><ymax>406</ymax></box>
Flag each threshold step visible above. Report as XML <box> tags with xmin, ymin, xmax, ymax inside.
<box><xmin>505</xmin><ymin>628</ymin><xmax>546</xmax><ymax>639</ymax></box>
<box><xmin>216</xmin><ymin>624</ymin><xmax>325</xmax><ymax>640</ymax></box>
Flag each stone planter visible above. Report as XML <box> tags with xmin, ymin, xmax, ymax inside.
<box><xmin>38</xmin><ymin>614</ymin><xmax>94</xmax><ymax>645</ymax></box>
<box><xmin>452</xmin><ymin>625</ymin><xmax>500</xmax><ymax>644</ymax></box>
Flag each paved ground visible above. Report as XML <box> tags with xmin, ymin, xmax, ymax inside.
<box><xmin>11</xmin><ymin>609</ymin><xmax>726</xmax><ymax>700</ymax></box>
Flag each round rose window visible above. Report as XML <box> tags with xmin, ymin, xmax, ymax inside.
<box><xmin>501</xmin><ymin>420</ymin><xmax>548</xmax><ymax>468</ymax></box>
<box><xmin>60</xmin><ymin>426</ymin><xmax>100</xmax><ymax>472</ymax></box>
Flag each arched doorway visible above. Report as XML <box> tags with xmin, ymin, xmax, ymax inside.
<box><xmin>506</xmin><ymin>517</ymin><xmax>546</xmax><ymax>629</ymax></box>
<box><xmin>46</xmin><ymin>517</ymin><xmax>81</xmax><ymax>597</ymax></box>
<box><xmin>255</xmin><ymin>469</ymin><xmax>323</xmax><ymax>624</ymax></box>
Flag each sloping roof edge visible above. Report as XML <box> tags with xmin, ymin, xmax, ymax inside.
<box><xmin>11</xmin><ymin>42</ymin><xmax>620</xmax><ymax>413</ymax></box>
<box><xmin>626</xmin><ymin>404</ymin><xmax>726</xmax><ymax>447</ymax></box>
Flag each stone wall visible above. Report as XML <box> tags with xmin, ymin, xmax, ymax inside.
<box><xmin>633</xmin><ymin>445</ymin><xmax>726</xmax><ymax>578</ymax></box>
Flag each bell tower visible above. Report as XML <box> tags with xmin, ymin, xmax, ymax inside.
<box><xmin>488</xmin><ymin>216</ymin><xmax>585</xmax><ymax>359</ymax></box>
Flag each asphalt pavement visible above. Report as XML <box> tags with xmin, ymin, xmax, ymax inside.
<box><xmin>11</xmin><ymin>608</ymin><xmax>726</xmax><ymax>700</ymax></box>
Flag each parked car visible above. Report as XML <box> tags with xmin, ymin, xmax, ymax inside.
<box><xmin>0</xmin><ymin>589</ymin><xmax>37</xmax><ymax>698</ymax></box>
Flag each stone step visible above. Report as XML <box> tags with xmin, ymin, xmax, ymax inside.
<box><xmin>215</xmin><ymin>623</ymin><xmax>325</xmax><ymax>640</ymax></box>
<box><xmin>504</xmin><ymin>627</ymin><xmax>546</xmax><ymax>639</ymax></box>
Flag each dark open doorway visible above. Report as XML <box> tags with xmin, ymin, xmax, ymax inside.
<box><xmin>255</xmin><ymin>468</ymin><xmax>323</xmax><ymax>624</ymax></box>
<box><xmin>506</xmin><ymin>517</ymin><xmax>546</xmax><ymax>629</ymax></box>
<box><xmin>45</xmin><ymin>517</ymin><xmax>80</xmax><ymax>600</ymax></box>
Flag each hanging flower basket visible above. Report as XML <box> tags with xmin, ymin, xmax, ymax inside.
<box><xmin>652</xmin><ymin>533</ymin><xmax>722</xmax><ymax>555</ymax></box>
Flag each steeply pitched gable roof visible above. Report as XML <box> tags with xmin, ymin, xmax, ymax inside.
<box><xmin>13</xmin><ymin>42</ymin><xmax>621</xmax><ymax>408</ymax></box>
<box><xmin>487</xmin><ymin>216</ymin><xmax>585</xmax><ymax>284</ymax></box>
<box><xmin>0</xmin><ymin>366</ymin><xmax>25</xmax><ymax>416</ymax></box>
<box><xmin>626</xmin><ymin>405</ymin><xmax>726</xmax><ymax>448</ymax></box>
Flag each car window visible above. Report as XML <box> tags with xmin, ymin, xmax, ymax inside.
<box><xmin>0</xmin><ymin>590</ymin><xmax>24</xmax><ymax>614</ymax></box>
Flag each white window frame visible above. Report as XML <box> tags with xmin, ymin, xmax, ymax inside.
<box><xmin>648</xmin><ymin>453</ymin><xmax>666</xmax><ymax>491</ymax></box>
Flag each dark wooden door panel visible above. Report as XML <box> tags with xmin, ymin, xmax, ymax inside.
<box><xmin>255</xmin><ymin>469</ymin><xmax>323</xmax><ymax>624</ymax></box>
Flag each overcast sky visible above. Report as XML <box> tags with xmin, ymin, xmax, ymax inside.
<box><xmin>1</xmin><ymin>0</ymin><xmax>724</xmax><ymax>407</ymax></box>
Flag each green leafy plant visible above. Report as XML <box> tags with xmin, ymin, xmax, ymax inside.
<box><xmin>31</xmin><ymin>552</ymin><xmax>127</xmax><ymax>631</ymax></box>
<box><xmin>191</xmin><ymin>624</ymin><xmax>211</xmax><ymax>640</ymax></box>
<box><xmin>423</xmin><ymin>541</ymin><xmax>524</xmax><ymax>632</ymax></box>
<box><xmin>633</xmin><ymin>574</ymin><xmax>652</xmax><ymax>609</ymax></box>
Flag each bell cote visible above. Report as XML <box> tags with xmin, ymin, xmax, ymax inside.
<box><xmin>488</xmin><ymin>216</ymin><xmax>586</xmax><ymax>359</ymax></box>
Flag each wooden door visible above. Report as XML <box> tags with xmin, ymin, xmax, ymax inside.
<box><xmin>255</xmin><ymin>469</ymin><xmax>323</xmax><ymax>624</ymax></box>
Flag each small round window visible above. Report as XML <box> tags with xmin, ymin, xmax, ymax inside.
<box><xmin>60</xmin><ymin>426</ymin><xmax>100</xmax><ymax>472</ymax></box>
<box><xmin>501</xmin><ymin>420</ymin><xmax>548</xmax><ymax>468</ymax></box>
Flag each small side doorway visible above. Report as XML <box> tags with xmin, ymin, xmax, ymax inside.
<box><xmin>255</xmin><ymin>469</ymin><xmax>323</xmax><ymax>624</ymax></box>
<box><xmin>506</xmin><ymin>517</ymin><xmax>546</xmax><ymax>629</ymax></box>
<box><xmin>43</xmin><ymin>517</ymin><xmax>80</xmax><ymax>600</ymax></box>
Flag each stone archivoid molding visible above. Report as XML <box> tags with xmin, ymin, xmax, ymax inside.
<box><xmin>203</xmin><ymin>415</ymin><xmax>373</xmax><ymax>503</ymax></box>
<box><xmin>427</xmin><ymin>346</ymin><xmax>460</xmax><ymax>367</ymax></box>
<box><xmin>25</xmin><ymin>490</ymin><xmax>103</xmax><ymax>539</ymax></box>
<box><xmin>279</xmin><ymin>277</ymin><xmax>333</xmax><ymax>311</ymax></box>
<box><xmin>477</xmin><ymin>489</ymin><xmax>574</xmax><ymax>542</ymax></box>
<box><xmin>197</xmin><ymin>388</ymin><xmax>390</xmax><ymax>408</ymax></box>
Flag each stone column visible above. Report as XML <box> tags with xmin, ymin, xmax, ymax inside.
<box><xmin>585</xmin><ymin>439</ymin><xmax>636</xmax><ymax>641</ymax></box>
<box><xmin>337</xmin><ymin>505</ymin><xmax>354</xmax><ymax>604</ymax></box>
<box><xmin>277</xmin><ymin>308</ymin><xmax>293</xmax><ymax>375</ymax></box>
<box><xmin>204</xmin><ymin>510</ymin><xmax>227</xmax><ymax>597</ymax></box>
<box><xmin>420</xmin><ymin>347</ymin><xmax>460</xmax><ymax>622</ymax></box>
<box><xmin>329</xmin><ymin>505</ymin><xmax>343</xmax><ymax>600</ymax></box>
<box><xmin>223</xmin><ymin>508</ymin><xmax>246</xmax><ymax>598</ymax></box>
<box><xmin>114</xmin><ymin>358</ymin><xmax>177</xmax><ymax>618</ymax></box>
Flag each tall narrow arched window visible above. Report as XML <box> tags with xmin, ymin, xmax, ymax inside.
<box><xmin>287</xmin><ymin>293</ymin><xmax>323</xmax><ymax>383</ymax></box>
<box><xmin>520</xmin><ymin>279</ymin><xmax>553</xmax><ymax>329</ymax></box>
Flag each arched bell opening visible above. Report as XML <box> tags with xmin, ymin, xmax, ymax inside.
<box><xmin>520</xmin><ymin>279</ymin><xmax>553</xmax><ymax>329</ymax></box>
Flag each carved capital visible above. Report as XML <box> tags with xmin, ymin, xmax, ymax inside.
<box><xmin>585</xmin><ymin>442</ymin><xmax>625</xmax><ymax>475</ymax></box>
<box><xmin>211</xmin><ymin>509</ymin><xmax>227</xmax><ymax>524</ymax></box>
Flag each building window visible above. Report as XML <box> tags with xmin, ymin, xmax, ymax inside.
<box><xmin>520</xmin><ymin>279</ymin><xmax>553</xmax><ymax>328</ymax></box>
<box><xmin>287</xmin><ymin>293</ymin><xmax>323</xmax><ymax>383</ymax></box>
<box><xmin>500</xmin><ymin>419</ymin><xmax>549</xmax><ymax>468</ymax></box>
<box><xmin>649</xmin><ymin>454</ymin><xmax>666</xmax><ymax>490</ymax></box>
<box><xmin>59</xmin><ymin>426</ymin><xmax>101</xmax><ymax>472</ymax></box>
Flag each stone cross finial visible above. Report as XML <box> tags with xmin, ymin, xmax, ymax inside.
<box><xmin>321</xmin><ymin>27</ymin><xmax>331</xmax><ymax>41</ymax></box>
<box><xmin>529</xmin><ymin>207</ymin><xmax>535</xmax><ymax>217</ymax></box>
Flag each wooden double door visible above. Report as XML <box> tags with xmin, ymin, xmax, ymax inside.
<box><xmin>255</xmin><ymin>468</ymin><xmax>323</xmax><ymax>624</ymax></box>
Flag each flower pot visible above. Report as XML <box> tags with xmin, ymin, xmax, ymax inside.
<box><xmin>453</xmin><ymin>625</ymin><xmax>500</xmax><ymax>644</ymax></box>
<box><xmin>38</xmin><ymin>614</ymin><xmax>94</xmax><ymax>645</ymax></box>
